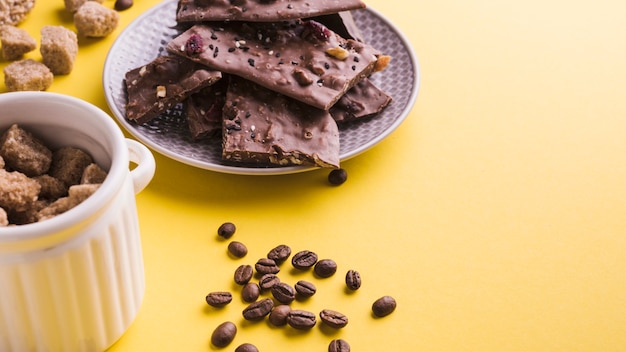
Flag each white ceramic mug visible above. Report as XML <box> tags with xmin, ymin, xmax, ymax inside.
<box><xmin>0</xmin><ymin>92</ymin><xmax>155</xmax><ymax>352</ymax></box>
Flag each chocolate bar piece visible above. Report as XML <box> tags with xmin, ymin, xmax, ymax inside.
<box><xmin>124</xmin><ymin>55</ymin><xmax>222</xmax><ymax>124</ymax></box>
<box><xmin>330</xmin><ymin>78</ymin><xmax>391</xmax><ymax>123</ymax></box>
<box><xmin>176</xmin><ymin>0</ymin><xmax>365</xmax><ymax>23</ymax></box>
<box><xmin>185</xmin><ymin>77</ymin><xmax>228</xmax><ymax>140</ymax></box>
<box><xmin>308</xmin><ymin>11</ymin><xmax>364</xmax><ymax>42</ymax></box>
<box><xmin>222</xmin><ymin>76</ymin><xmax>340</xmax><ymax>169</ymax></box>
<box><xmin>166</xmin><ymin>20</ymin><xmax>384</xmax><ymax>110</ymax></box>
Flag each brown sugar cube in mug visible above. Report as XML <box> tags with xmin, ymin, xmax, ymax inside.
<box><xmin>34</xmin><ymin>175</ymin><xmax>68</xmax><ymax>200</ymax></box>
<box><xmin>40</xmin><ymin>26</ymin><xmax>78</xmax><ymax>75</ymax></box>
<box><xmin>3</xmin><ymin>59</ymin><xmax>53</xmax><ymax>91</ymax></box>
<box><xmin>0</xmin><ymin>169</ymin><xmax>41</xmax><ymax>213</ymax></box>
<box><xmin>0</xmin><ymin>124</ymin><xmax>53</xmax><ymax>177</ymax></box>
<box><xmin>0</xmin><ymin>25</ymin><xmax>37</xmax><ymax>61</ymax></box>
<box><xmin>37</xmin><ymin>184</ymin><xmax>99</xmax><ymax>221</ymax></box>
<box><xmin>74</xmin><ymin>2</ymin><xmax>120</xmax><ymax>38</ymax></box>
<box><xmin>0</xmin><ymin>207</ymin><xmax>8</xmax><ymax>227</ymax></box>
<box><xmin>63</xmin><ymin>0</ymin><xmax>104</xmax><ymax>13</ymax></box>
<box><xmin>49</xmin><ymin>147</ymin><xmax>94</xmax><ymax>187</ymax></box>
<box><xmin>81</xmin><ymin>163</ymin><xmax>107</xmax><ymax>184</ymax></box>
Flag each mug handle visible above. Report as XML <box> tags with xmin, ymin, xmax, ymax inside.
<box><xmin>126</xmin><ymin>139</ymin><xmax>156</xmax><ymax>194</ymax></box>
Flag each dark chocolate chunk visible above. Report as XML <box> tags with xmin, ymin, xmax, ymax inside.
<box><xmin>184</xmin><ymin>77</ymin><xmax>228</xmax><ymax>140</ymax></box>
<box><xmin>330</xmin><ymin>78</ymin><xmax>392</xmax><ymax>123</ymax></box>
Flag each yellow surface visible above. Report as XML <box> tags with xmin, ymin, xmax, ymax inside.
<box><xmin>3</xmin><ymin>0</ymin><xmax>626</xmax><ymax>351</ymax></box>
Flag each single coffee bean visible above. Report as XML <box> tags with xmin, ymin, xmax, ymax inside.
<box><xmin>345</xmin><ymin>270</ymin><xmax>361</xmax><ymax>291</ymax></box>
<box><xmin>234</xmin><ymin>264</ymin><xmax>254</xmax><ymax>285</ymax></box>
<box><xmin>291</xmin><ymin>250</ymin><xmax>318</xmax><ymax>270</ymax></box>
<box><xmin>314</xmin><ymin>259</ymin><xmax>337</xmax><ymax>278</ymax></box>
<box><xmin>267</xmin><ymin>244</ymin><xmax>291</xmax><ymax>264</ymax></box>
<box><xmin>228</xmin><ymin>241</ymin><xmax>248</xmax><ymax>258</ymax></box>
<box><xmin>241</xmin><ymin>282</ymin><xmax>260</xmax><ymax>303</ymax></box>
<box><xmin>268</xmin><ymin>304</ymin><xmax>291</xmax><ymax>326</ymax></box>
<box><xmin>205</xmin><ymin>291</ymin><xmax>233</xmax><ymax>307</ymax></box>
<box><xmin>328</xmin><ymin>339</ymin><xmax>351</xmax><ymax>352</ymax></box>
<box><xmin>211</xmin><ymin>321</ymin><xmax>237</xmax><ymax>347</ymax></box>
<box><xmin>319</xmin><ymin>309</ymin><xmax>348</xmax><ymax>328</ymax></box>
<box><xmin>235</xmin><ymin>343</ymin><xmax>259</xmax><ymax>352</ymax></box>
<box><xmin>328</xmin><ymin>168</ymin><xmax>348</xmax><ymax>185</ymax></box>
<box><xmin>294</xmin><ymin>280</ymin><xmax>316</xmax><ymax>298</ymax></box>
<box><xmin>287</xmin><ymin>309</ymin><xmax>317</xmax><ymax>330</ymax></box>
<box><xmin>242</xmin><ymin>298</ymin><xmax>274</xmax><ymax>320</ymax></box>
<box><xmin>270</xmin><ymin>282</ymin><xmax>296</xmax><ymax>304</ymax></box>
<box><xmin>258</xmin><ymin>273</ymin><xmax>280</xmax><ymax>290</ymax></box>
<box><xmin>372</xmin><ymin>295</ymin><xmax>397</xmax><ymax>317</ymax></box>
<box><xmin>217</xmin><ymin>222</ymin><xmax>236</xmax><ymax>239</ymax></box>
<box><xmin>255</xmin><ymin>257</ymin><xmax>280</xmax><ymax>275</ymax></box>
<box><xmin>114</xmin><ymin>0</ymin><xmax>133</xmax><ymax>11</ymax></box>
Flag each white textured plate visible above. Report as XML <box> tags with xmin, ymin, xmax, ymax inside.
<box><xmin>103</xmin><ymin>0</ymin><xmax>419</xmax><ymax>175</ymax></box>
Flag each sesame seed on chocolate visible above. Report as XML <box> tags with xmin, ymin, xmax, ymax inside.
<box><xmin>248</xmin><ymin>58</ymin><xmax>255</xmax><ymax>67</ymax></box>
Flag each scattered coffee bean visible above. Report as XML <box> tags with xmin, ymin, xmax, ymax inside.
<box><xmin>372</xmin><ymin>295</ymin><xmax>397</xmax><ymax>317</ymax></box>
<box><xmin>234</xmin><ymin>264</ymin><xmax>254</xmax><ymax>285</ymax></box>
<box><xmin>314</xmin><ymin>259</ymin><xmax>337</xmax><ymax>278</ymax></box>
<box><xmin>291</xmin><ymin>250</ymin><xmax>318</xmax><ymax>270</ymax></box>
<box><xmin>271</xmin><ymin>282</ymin><xmax>296</xmax><ymax>304</ymax></box>
<box><xmin>258</xmin><ymin>273</ymin><xmax>280</xmax><ymax>290</ymax></box>
<box><xmin>211</xmin><ymin>321</ymin><xmax>237</xmax><ymax>347</ymax></box>
<box><xmin>319</xmin><ymin>309</ymin><xmax>348</xmax><ymax>328</ymax></box>
<box><xmin>267</xmin><ymin>244</ymin><xmax>292</xmax><ymax>264</ymax></box>
<box><xmin>241</xmin><ymin>282</ymin><xmax>260</xmax><ymax>303</ymax></box>
<box><xmin>294</xmin><ymin>280</ymin><xmax>316</xmax><ymax>298</ymax></box>
<box><xmin>345</xmin><ymin>270</ymin><xmax>361</xmax><ymax>291</ymax></box>
<box><xmin>287</xmin><ymin>309</ymin><xmax>317</xmax><ymax>330</ymax></box>
<box><xmin>242</xmin><ymin>298</ymin><xmax>274</xmax><ymax>320</ymax></box>
<box><xmin>114</xmin><ymin>0</ymin><xmax>133</xmax><ymax>11</ymax></box>
<box><xmin>255</xmin><ymin>257</ymin><xmax>280</xmax><ymax>275</ymax></box>
<box><xmin>328</xmin><ymin>168</ymin><xmax>348</xmax><ymax>185</ymax></box>
<box><xmin>217</xmin><ymin>222</ymin><xmax>236</xmax><ymax>239</ymax></box>
<box><xmin>328</xmin><ymin>339</ymin><xmax>351</xmax><ymax>352</ymax></box>
<box><xmin>268</xmin><ymin>304</ymin><xmax>291</xmax><ymax>326</ymax></box>
<box><xmin>205</xmin><ymin>292</ymin><xmax>233</xmax><ymax>307</ymax></box>
<box><xmin>228</xmin><ymin>241</ymin><xmax>248</xmax><ymax>258</ymax></box>
<box><xmin>235</xmin><ymin>343</ymin><xmax>259</xmax><ymax>352</ymax></box>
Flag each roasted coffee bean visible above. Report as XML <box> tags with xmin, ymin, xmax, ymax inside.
<box><xmin>328</xmin><ymin>339</ymin><xmax>351</xmax><ymax>352</ymax></box>
<box><xmin>267</xmin><ymin>244</ymin><xmax>291</xmax><ymax>264</ymax></box>
<box><xmin>319</xmin><ymin>309</ymin><xmax>348</xmax><ymax>328</ymax></box>
<box><xmin>328</xmin><ymin>168</ymin><xmax>348</xmax><ymax>185</ymax></box>
<box><xmin>242</xmin><ymin>298</ymin><xmax>274</xmax><ymax>320</ymax></box>
<box><xmin>114</xmin><ymin>0</ymin><xmax>133</xmax><ymax>11</ymax></box>
<box><xmin>271</xmin><ymin>282</ymin><xmax>296</xmax><ymax>304</ymax></box>
<box><xmin>287</xmin><ymin>309</ymin><xmax>317</xmax><ymax>330</ymax></box>
<box><xmin>235</xmin><ymin>343</ymin><xmax>259</xmax><ymax>352</ymax></box>
<box><xmin>255</xmin><ymin>257</ymin><xmax>280</xmax><ymax>275</ymax></box>
<box><xmin>294</xmin><ymin>280</ymin><xmax>316</xmax><ymax>298</ymax></box>
<box><xmin>241</xmin><ymin>282</ymin><xmax>260</xmax><ymax>303</ymax></box>
<box><xmin>372</xmin><ymin>295</ymin><xmax>397</xmax><ymax>317</ymax></box>
<box><xmin>228</xmin><ymin>241</ymin><xmax>248</xmax><ymax>258</ymax></box>
<box><xmin>234</xmin><ymin>264</ymin><xmax>254</xmax><ymax>285</ymax></box>
<box><xmin>268</xmin><ymin>304</ymin><xmax>291</xmax><ymax>326</ymax></box>
<box><xmin>291</xmin><ymin>250</ymin><xmax>318</xmax><ymax>270</ymax></box>
<box><xmin>217</xmin><ymin>222</ymin><xmax>236</xmax><ymax>239</ymax></box>
<box><xmin>314</xmin><ymin>259</ymin><xmax>337</xmax><ymax>278</ymax></box>
<box><xmin>345</xmin><ymin>270</ymin><xmax>361</xmax><ymax>291</ymax></box>
<box><xmin>205</xmin><ymin>291</ymin><xmax>232</xmax><ymax>307</ymax></box>
<box><xmin>211</xmin><ymin>321</ymin><xmax>237</xmax><ymax>347</ymax></box>
<box><xmin>258</xmin><ymin>273</ymin><xmax>280</xmax><ymax>290</ymax></box>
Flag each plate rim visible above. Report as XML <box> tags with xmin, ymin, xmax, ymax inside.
<box><xmin>103</xmin><ymin>0</ymin><xmax>420</xmax><ymax>176</ymax></box>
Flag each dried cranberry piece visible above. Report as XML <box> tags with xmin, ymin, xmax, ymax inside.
<box><xmin>185</xmin><ymin>34</ymin><xmax>204</xmax><ymax>55</ymax></box>
<box><xmin>303</xmin><ymin>20</ymin><xmax>331</xmax><ymax>42</ymax></box>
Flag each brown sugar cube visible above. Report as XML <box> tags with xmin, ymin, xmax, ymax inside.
<box><xmin>0</xmin><ymin>25</ymin><xmax>37</xmax><ymax>60</ymax></box>
<box><xmin>49</xmin><ymin>147</ymin><xmax>93</xmax><ymax>187</ymax></box>
<box><xmin>64</xmin><ymin>0</ymin><xmax>104</xmax><ymax>13</ymax></box>
<box><xmin>0</xmin><ymin>155</ymin><xmax>5</xmax><ymax>169</ymax></box>
<box><xmin>68</xmin><ymin>183</ymin><xmax>99</xmax><ymax>202</ymax></box>
<box><xmin>10</xmin><ymin>199</ymin><xmax>49</xmax><ymax>225</ymax></box>
<box><xmin>3</xmin><ymin>59</ymin><xmax>53</xmax><ymax>91</ymax></box>
<box><xmin>74</xmin><ymin>2</ymin><xmax>120</xmax><ymax>38</ymax></box>
<box><xmin>37</xmin><ymin>183</ymin><xmax>99</xmax><ymax>221</ymax></box>
<box><xmin>0</xmin><ymin>124</ymin><xmax>53</xmax><ymax>177</ymax></box>
<box><xmin>0</xmin><ymin>207</ymin><xmax>8</xmax><ymax>227</ymax></box>
<box><xmin>81</xmin><ymin>163</ymin><xmax>107</xmax><ymax>184</ymax></box>
<box><xmin>0</xmin><ymin>169</ymin><xmax>41</xmax><ymax>213</ymax></box>
<box><xmin>40</xmin><ymin>25</ymin><xmax>78</xmax><ymax>75</ymax></box>
<box><xmin>34</xmin><ymin>175</ymin><xmax>68</xmax><ymax>200</ymax></box>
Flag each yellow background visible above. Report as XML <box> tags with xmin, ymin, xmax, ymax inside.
<box><xmin>2</xmin><ymin>0</ymin><xmax>626</xmax><ymax>351</ymax></box>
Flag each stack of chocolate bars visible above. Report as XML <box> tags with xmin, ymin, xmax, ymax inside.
<box><xmin>124</xmin><ymin>0</ymin><xmax>392</xmax><ymax>169</ymax></box>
